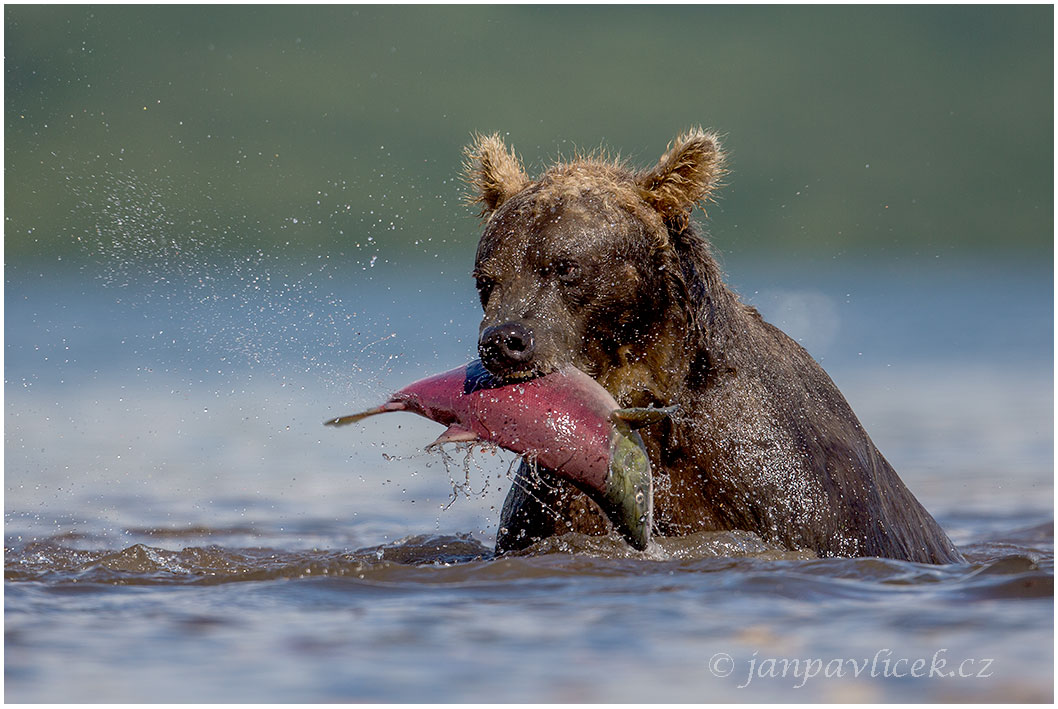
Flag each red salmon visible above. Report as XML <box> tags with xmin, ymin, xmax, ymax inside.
<box><xmin>326</xmin><ymin>360</ymin><xmax>669</xmax><ymax>550</ymax></box>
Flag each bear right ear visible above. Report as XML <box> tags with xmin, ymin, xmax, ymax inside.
<box><xmin>463</xmin><ymin>133</ymin><xmax>530</xmax><ymax>218</ymax></box>
<box><xmin>636</xmin><ymin>129</ymin><xmax>725</xmax><ymax>230</ymax></box>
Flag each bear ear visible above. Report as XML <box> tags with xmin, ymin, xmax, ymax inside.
<box><xmin>636</xmin><ymin>129</ymin><xmax>725</xmax><ymax>229</ymax></box>
<box><xmin>463</xmin><ymin>133</ymin><xmax>530</xmax><ymax>218</ymax></box>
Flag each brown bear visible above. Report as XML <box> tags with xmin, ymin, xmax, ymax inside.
<box><xmin>463</xmin><ymin>129</ymin><xmax>963</xmax><ymax>564</ymax></box>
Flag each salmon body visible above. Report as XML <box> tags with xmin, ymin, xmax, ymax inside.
<box><xmin>326</xmin><ymin>360</ymin><xmax>663</xmax><ymax>550</ymax></box>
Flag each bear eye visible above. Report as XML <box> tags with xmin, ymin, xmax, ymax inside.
<box><xmin>553</xmin><ymin>259</ymin><xmax>579</xmax><ymax>283</ymax></box>
<box><xmin>474</xmin><ymin>274</ymin><xmax>496</xmax><ymax>307</ymax></box>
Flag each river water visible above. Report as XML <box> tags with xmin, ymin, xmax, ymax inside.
<box><xmin>5</xmin><ymin>256</ymin><xmax>1052</xmax><ymax>702</ymax></box>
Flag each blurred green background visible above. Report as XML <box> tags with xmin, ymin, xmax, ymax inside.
<box><xmin>5</xmin><ymin>5</ymin><xmax>1053</xmax><ymax>269</ymax></box>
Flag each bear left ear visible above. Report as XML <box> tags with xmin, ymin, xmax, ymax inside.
<box><xmin>463</xmin><ymin>133</ymin><xmax>530</xmax><ymax>218</ymax></box>
<box><xmin>636</xmin><ymin>129</ymin><xmax>725</xmax><ymax>229</ymax></box>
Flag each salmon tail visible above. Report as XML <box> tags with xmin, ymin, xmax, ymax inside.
<box><xmin>324</xmin><ymin>400</ymin><xmax>408</xmax><ymax>427</ymax></box>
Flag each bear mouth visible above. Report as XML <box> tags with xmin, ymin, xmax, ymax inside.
<box><xmin>501</xmin><ymin>367</ymin><xmax>543</xmax><ymax>381</ymax></box>
<box><xmin>484</xmin><ymin>360</ymin><xmax>557</xmax><ymax>384</ymax></box>
<box><xmin>479</xmin><ymin>349</ymin><xmax>575</xmax><ymax>384</ymax></box>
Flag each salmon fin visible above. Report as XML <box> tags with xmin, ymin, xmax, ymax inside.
<box><xmin>425</xmin><ymin>424</ymin><xmax>479</xmax><ymax>450</ymax></box>
<box><xmin>609</xmin><ymin>404</ymin><xmax>679</xmax><ymax>431</ymax></box>
<box><xmin>324</xmin><ymin>400</ymin><xmax>407</xmax><ymax>427</ymax></box>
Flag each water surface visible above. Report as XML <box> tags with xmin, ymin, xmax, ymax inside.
<box><xmin>5</xmin><ymin>260</ymin><xmax>1053</xmax><ymax>702</ymax></box>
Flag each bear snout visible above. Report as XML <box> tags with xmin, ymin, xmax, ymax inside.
<box><xmin>478</xmin><ymin>321</ymin><xmax>536</xmax><ymax>375</ymax></box>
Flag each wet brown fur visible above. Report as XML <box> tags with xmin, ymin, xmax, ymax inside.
<box><xmin>464</xmin><ymin>129</ymin><xmax>963</xmax><ymax>564</ymax></box>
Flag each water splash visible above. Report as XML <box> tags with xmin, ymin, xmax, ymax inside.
<box><xmin>68</xmin><ymin>168</ymin><xmax>401</xmax><ymax>392</ymax></box>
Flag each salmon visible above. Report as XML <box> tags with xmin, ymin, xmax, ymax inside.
<box><xmin>325</xmin><ymin>360</ymin><xmax>672</xmax><ymax>550</ymax></box>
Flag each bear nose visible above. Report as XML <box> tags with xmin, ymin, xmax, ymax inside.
<box><xmin>478</xmin><ymin>322</ymin><xmax>535</xmax><ymax>373</ymax></box>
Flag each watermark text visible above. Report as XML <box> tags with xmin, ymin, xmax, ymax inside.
<box><xmin>707</xmin><ymin>649</ymin><xmax>994</xmax><ymax>689</ymax></box>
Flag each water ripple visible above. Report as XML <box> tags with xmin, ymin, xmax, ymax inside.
<box><xmin>6</xmin><ymin>524</ymin><xmax>1052</xmax><ymax>602</ymax></box>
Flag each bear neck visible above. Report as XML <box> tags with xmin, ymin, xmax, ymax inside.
<box><xmin>659</xmin><ymin>223</ymin><xmax>750</xmax><ymax>387</ymax></box>
<box><xmin>598</xmin><ymin>222</ymin><xmax>748</xmax><ymax>407</ymax></box>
